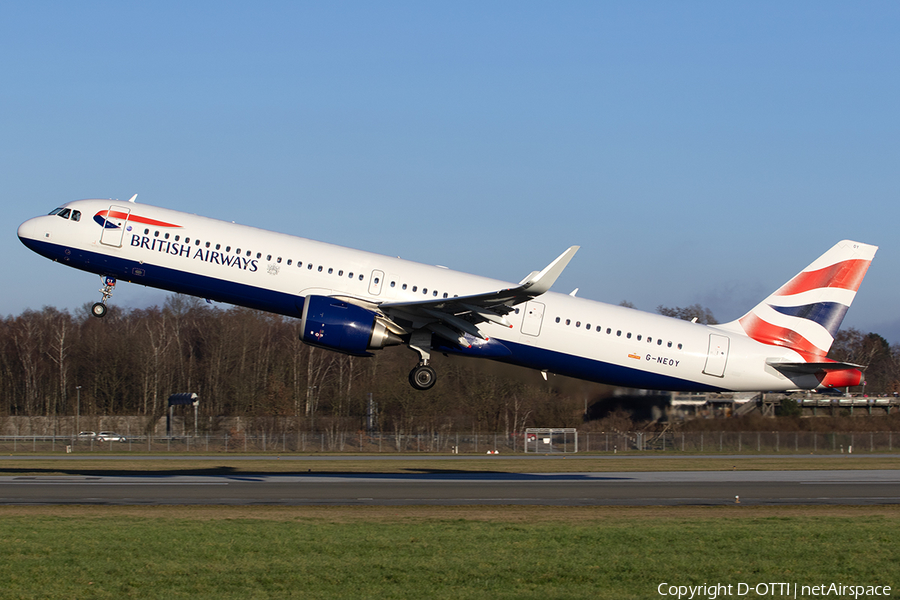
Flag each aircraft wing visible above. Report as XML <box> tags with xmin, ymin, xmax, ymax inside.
<box><xmin>376</xmin><ymin>246</ymin><xmax>579</xmax><ymax>346</ymax></box>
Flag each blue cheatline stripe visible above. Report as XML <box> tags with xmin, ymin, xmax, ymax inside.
<box><xmin>21</xmin><ymin>239</ymin><xmax>725</xmax><ymax>391</ymax></box>
<box><xmin>768</xmin><ymin>302</ymin><xmax>848</xmax><ymax>337</ymax></box>
<box><xmin>496</xmin><ymin>340</ymin><xmax>725</xmax><ymax>392</ymax></box>
<box><xmin>433</xmin><ymin>335</ymin><xmax>723</xmax><ymax>392</ymax></box>
<box><xmin>20</xmin><ymin>238</ymin><xmax>305</xmax><ymax>318</ymax></box>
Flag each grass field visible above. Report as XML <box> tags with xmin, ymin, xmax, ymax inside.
<box><xmin>1</xmin><ymin>456</ymin><xmax>897</xmax><ymax>599</ymax></box>
<box><xmin>0</xmin><ymin>505</ymin><xmax>897</xmax><ymax>599</ymax></box>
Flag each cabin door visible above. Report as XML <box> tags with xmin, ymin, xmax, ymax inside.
<box><xmin>520</xmin><ymin>301</ymin><xmax>545</xmax><ymax>337</ymax></box>
<box><xmin>99</xmin><ymin>205</ymin><xmax>131</xmax><ymax>248</ymax></box>
<box><xmin>703</xmin><ymin>334</ymin><xmax>730</xmax><ymax>377</ymax></box>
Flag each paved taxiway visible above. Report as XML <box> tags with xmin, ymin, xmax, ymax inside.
<box><xmin>1</xmin><ymin>469</ymin><xmax>898</xmax><ymax>506</ymax></box>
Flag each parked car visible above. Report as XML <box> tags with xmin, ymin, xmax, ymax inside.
<box><xmin>77</xmin><ymin>431</ymin><xmax>96</xmax><ymax>439</ymax></box>
<box><xmin>96</xmin><ymin>431</ymin><xmax>127</xmax><ymax>442</ymax></box>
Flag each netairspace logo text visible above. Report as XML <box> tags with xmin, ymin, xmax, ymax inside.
<box><xmin>657</xmin><ymin>582</ymin><xmax>892</xmax><ymax>599</ymax></box>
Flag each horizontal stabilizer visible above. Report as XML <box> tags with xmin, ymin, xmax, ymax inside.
<box><xmin>766</xmin><ymin>360</ymin><xmax>865</xmax><ymax>374</ymax></box>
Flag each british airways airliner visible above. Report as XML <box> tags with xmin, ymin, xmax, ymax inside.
<box><xmin>18</xmin><ymin>196</ymin><xmax>877</xmax><ymax>392</ymax></box>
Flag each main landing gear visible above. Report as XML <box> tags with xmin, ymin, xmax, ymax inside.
<box><xmin>408</xmin><ymin>330</ymin><xmax>436</xmax><ymax>391</ymax></box>
<box><xmin>91</xmin><ymin>276</ymin><xmax>116</xmax><ymax>318</ymax></box>
<box><xmin>409</xmin><ymin>364</ymin><xmax>436</xmax><ymax>391</ymax></box>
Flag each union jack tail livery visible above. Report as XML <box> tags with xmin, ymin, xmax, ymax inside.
<box><xmin>725</xmin><ymin>239</ymin><xmax>877</xmax><ymax>361</ymax></box>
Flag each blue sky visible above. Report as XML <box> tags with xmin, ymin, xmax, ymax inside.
<box><xmin>3</xmin><ymin>2</ymin><xmax>899</xmax><ymax>341</ymax></box>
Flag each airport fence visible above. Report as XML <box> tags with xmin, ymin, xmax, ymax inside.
<box><xmin>0</xmin><ymin>430</ymin><xmax>897</xmax><ymax>454</ymax></box>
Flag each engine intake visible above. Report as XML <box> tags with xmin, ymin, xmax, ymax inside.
<box><xmin>300</xmin><ymin>295</ymin><xmax>403</xmax><ymax>356</ymax></box>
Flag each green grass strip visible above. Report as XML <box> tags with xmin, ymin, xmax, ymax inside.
<box><xmin>0</xmin><ymin>509</ymin><xmax>897</xmax><ymax>599</ymax></box>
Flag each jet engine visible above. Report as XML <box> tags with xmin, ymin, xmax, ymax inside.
<box><xmin>300</xmin><ymin>295</ymin><xmax>403</xmax><ymax>356</ymax></box>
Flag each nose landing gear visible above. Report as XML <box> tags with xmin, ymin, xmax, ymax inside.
<box><xmin>91</xmin><ymin>276</ymin><xmax>116</xmax><ymax>318</ymax></box>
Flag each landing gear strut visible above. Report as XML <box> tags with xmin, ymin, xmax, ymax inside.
<box><xmin>408</xmin><ymin>330</ymin><xmax>436</xmax><ymax>391</ymax></box>
<box><xmin>91</xmin><ymin>276</ymin><xmax>116</xmax><ymax>318</ymax></box>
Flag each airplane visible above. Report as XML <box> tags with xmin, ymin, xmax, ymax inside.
<box><xmin>18</xmin><ymin>196</ymin><xmax>877</xmax><ymax>393</ymax></box>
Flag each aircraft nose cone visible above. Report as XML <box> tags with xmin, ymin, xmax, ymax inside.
<box><xmin>17</xmin><ymin>218</ymin><xmax>35</xmax><ymax>242</ymax></box>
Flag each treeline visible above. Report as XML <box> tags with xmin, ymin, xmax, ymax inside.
<box><xmin>0</xmin><ymin>297</ymin><xmax>600</xmax><ymax>433</ymax></box>
<box><xmin>2</xmin><ymin>298</ymin><xmax>897</xmax><ymax>432</ymax></box>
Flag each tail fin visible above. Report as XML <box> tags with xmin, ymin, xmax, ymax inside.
<box><xmin>723</xmin><ymin>240</ymin><xmax>877</xmax><ymax>360</ymax></box>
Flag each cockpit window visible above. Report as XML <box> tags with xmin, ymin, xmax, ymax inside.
<box><xmin>48</xmin><ymin>207</ymin><xmax>64</xmax><ymax>216</ymax></box>
<box><xmin>71</xmin><ymin>210</ymin><xmax>81</xmax><ymax>222</ymax></box>
<box><xmin>58</xmin><ymin>208</ymin><xmax>71</xmax><ymax>219</ymax></box>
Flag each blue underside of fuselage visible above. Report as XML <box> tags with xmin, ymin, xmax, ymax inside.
<box><xmin>22</xmin><ymin>237</ymin><xmax>724</xmax><ymax>392</ymax></box>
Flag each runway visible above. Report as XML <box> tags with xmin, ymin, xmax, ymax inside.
<box><xmin>1</xmin><ymin>469</ymin><xmax>898</xmax><ymax>506</ymax></box>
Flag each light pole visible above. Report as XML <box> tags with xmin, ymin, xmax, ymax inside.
<box><xmin>75</xmin><ymin>386</ymin><xmax>81</xmax><ymax>438</ymax></box>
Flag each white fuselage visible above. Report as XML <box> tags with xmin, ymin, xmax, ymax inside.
<box><xmin>18</xmin><ymin>199</ymin><xmax>822</xmax><ymax>392</ymax></box>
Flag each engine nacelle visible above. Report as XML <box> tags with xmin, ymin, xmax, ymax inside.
<box><xmin>300</xmin><ymin>295</ymin><xmax>402</xmax><ymax>356</ymax></box>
